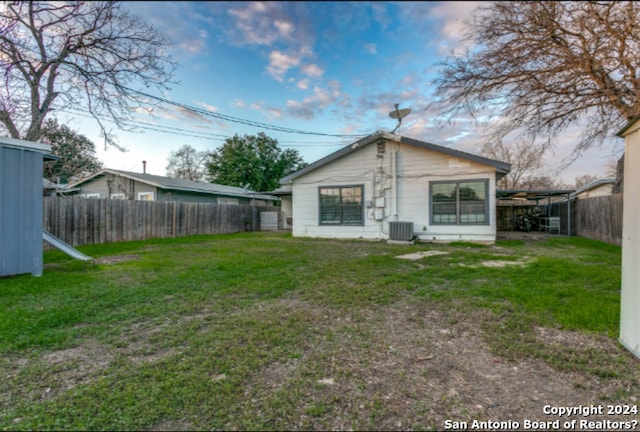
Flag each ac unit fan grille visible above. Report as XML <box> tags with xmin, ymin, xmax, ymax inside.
<box><xmin>389</xmin><ymin>221</ymin><xmax>413</xmax><ymax>241</ymax></box>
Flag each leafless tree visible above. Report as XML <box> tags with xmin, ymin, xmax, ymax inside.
<box><xmin>574</xmin><ymin>174</ymin><xmax>598</xmax><ymax>189</ymax></box>
<box><xmin>482</xmin><ymin>139</ymin><xmax>546</xmax><ymax>189</ymax></box>
<box><xmin>432</xmin><ymin>1</ymin><xmax>640</xmax><ymax>157</ymax></box>
<box><xmin>518</xmin><ymin>176</ymin><xmax>570</xmax><ymax>191</ymax></box>
<box><xmin>166</xmin><ymin>144</ymin><xmax>209</xmax><ymax>182</ymax></box>
<box><xmin>0</xmin><ymin>1</ymin><xmax>176</xmax><ymax>149</ymax></box>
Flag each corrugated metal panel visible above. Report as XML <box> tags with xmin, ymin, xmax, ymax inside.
<box><xmin>260</xmin><ymin>211</ymin><xmax>279</xmax><ymax>231</ymax></box>
<box><xmin>389</xmin><ymin>221</ymin><xmax>413</xmax><ymax>241</ymax></box>
<box><xmin>0</xmin><ymin>145</ymin><xmax>43</xmax><ymax>277</ymax></box>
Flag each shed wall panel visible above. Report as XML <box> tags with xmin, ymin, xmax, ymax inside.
<box><xmin>0</xmin><ymin>146</ymin><xmax>43</xmax><ymax>276</ymax></box>
<box><xmin>620</xmin><ymin>120</ymin><xmax>640</xmax><ymax>359</ymax></box>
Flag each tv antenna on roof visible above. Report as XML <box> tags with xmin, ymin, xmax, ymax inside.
<box><xmin>388</xmin><ymin>104</ymin><xmax>411</xmax><ymax>134</ymax></box>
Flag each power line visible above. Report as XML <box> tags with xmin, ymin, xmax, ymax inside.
<box><xmin>7</xmin><ymin>25</ymin><xmax>367</xmax><ymax>141</ymax></box>
<box><xmin>61</xmin><ymin>109</ymin><xmax>346</xmax><ymax>147</ymax></box>
<box><xmin>120</xmin><ymin>86</ymin><xmax>366</xmax><ymax>139</ymax></box>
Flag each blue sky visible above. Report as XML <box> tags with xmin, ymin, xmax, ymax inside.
<box><xmin>63</xmin><ymin>1</ymin><xmax>623</xmax><ymax>186</ymax></box>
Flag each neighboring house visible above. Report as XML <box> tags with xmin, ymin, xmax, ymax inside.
<box><xmin>270</xmin><ymin>184</ymin><xmax>293</xmax><ymax>229</ymax></box>
<box><xmin>63</xmin><ymin>168</ymin><xmax>278</xmax><ymax>206</ymax></box>
<box><xmin>572</xmin><ymin>177</ymin><xmax>615</xmax><ymax>199</ymax></box>
<box><xmin>278</xmin><ymin>131</ymin><xmax>511</xmax><ymax>243</ymax></box>
<box><xmin>43</xmin><ymin>177</ymin><xmax>67</xmax><ymax>196</ymax></box>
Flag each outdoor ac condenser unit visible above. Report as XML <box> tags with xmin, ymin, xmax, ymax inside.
<box><xmin>389</xmin><ymin>221</ymin><xmax>414</xmax><ymax>241</ymax></box>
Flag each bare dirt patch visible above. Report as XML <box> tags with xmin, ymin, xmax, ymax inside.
<box><xmin>396</xmin><ymin>251</ymin><xmax>450</xmax><ymax>260</ymax></box>
<box><xmin>460</xmin><ymin>257</ymin><xmax>533</xmax><ymax>268</ymax></box>
<box><xmin>94</xmin><ymin>254</ymin><xmax>140</xmax><ymax>265</ymax></box>
<box><xmin>241</xmin><ymin>298</ymin><xmax>640</xmax><ymax>431</ymax></box>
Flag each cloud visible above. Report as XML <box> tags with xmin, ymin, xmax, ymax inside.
<box><xmin>244</xmin><ymin>100</ymin><xmax>283</xmax><ymax>121</ymax></box>
<box><xmin>396</xmin><ymin>2</ymin><xmax>480</xmax><ymax>56</ymax></box>
<box><xmin>123</xmin><ymin>2</ymin><xmax>211</xmax><ymax>57</ymax></box>
<box><xmin>225</xmin><ymin>2</ymin><xmax>313</xmax><ymax>48</ymax></box>
<box><xmin>222</xmin><ymin>2</ymin><xmax>320</xmax><ymax>82</ymax></box>
<box><xmin>363</xmin><ymin>43</ymin><xmax>377</xmax><ymax>54</ymax></box>
<box><xmin>285</xmin><ymin>81</ymin><xmax>350</xmax><ymax>120</ymax></box>
<box><xmin>300</xmin><ymin>63</ymin><xmax>324</xmax><ymax>78</ymax></box>
<box><xmin>267</xmin><ymin>50</ymin><xmax>302</xmax><ymax>81</ymax></box>
<box><xmin>195</xmin><ymin>101</ymin><xmax>218</xmax><ymax>113</ymax></box>
<box><xmin>175</xmin><ymin>106</ymin><xmax>213</xmax><ymax>124</ymax></box>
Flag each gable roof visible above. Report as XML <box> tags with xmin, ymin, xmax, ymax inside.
<box><xmin>66</xmin><ymin>169</ymin><xmax>278</xmax><ymax>201</ymax></box>
<box><xmin>573</xmin><ymin>177</ymin><xmax>615</xmax><ymax>197</ymax></box>
<box><xmin>280</xmin><ymin>131</ymin><xmax>511</xmax><ymax>184</ymax></box>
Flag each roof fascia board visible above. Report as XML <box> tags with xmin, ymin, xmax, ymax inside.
<box><xmin>280</xmin><ymin>133</ymin><xmax>383</xmax><ymax>184</ymax></box>
<box><xmin>617</xmin><ymin>115</ymin><xmax>640</xmax><ymax>137</ymax></box>
<box><xmin>0</xmin><ymin>136</ymin><xmax>52</xmax><ymax>153</ymax></box>
<box><xmin>66</xmin><ymin>169</ymin><xmax>163</xmax><ymax>189</ymax></box>
<box><xmin>281</xmin><ymin>131</ymin><xmax>511</xmax><ymax>184</ymax></box>
<box><xmin>67</xmin><ymin>169</ymin><xmax>277</xmax><ymax>200</ymax></box>
<box><xmin>573</xmin><ymin>177</ymin><xmax>615</xmax><ymax>195</ymax></box>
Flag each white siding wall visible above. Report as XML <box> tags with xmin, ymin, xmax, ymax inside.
<box><xmin>395</xmin><ymin>142</ymin><xmax>497</xmax><ymax>243</ymax></box>
<box><xmin>620</xmin><ymin>119</ymin><xmax>640</xmax><ymax>359</ymax></box>
<box><xmin>577</xmin><ymin>184</ymin><xmax>613</xmax><ymax>199</ymax></box>
<box><xmin>292</xmin><ymin>142</ymin><xmax>380</xmax><ymax>239</ymax></box>
<box><xmin>291</xmin><ymin>139</ymin><xmax>498</xmax><ymax>242</ymax></box>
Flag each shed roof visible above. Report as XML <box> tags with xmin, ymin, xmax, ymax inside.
<box><xmin>0</xmin><ymin>136</ymin><xmax>56</xmax><ymax>160</ymax></box>
<box><xmin>66</xmin><ymin>169</ymin><xmax>278</xmax><ymax>201</ymax></box>
<box><xmin>280</xmin><ymin>131</ymin><xmax>511</xmax><ymax>184</ymax></box>
<box><xmin>496</xmin><ymin>189</ymin><xmax>575</xmax><ymax>201</ymax></box>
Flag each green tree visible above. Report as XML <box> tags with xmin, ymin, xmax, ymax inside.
<box><xmin>207</xmin><ymin>133</ymin><xmax>306</xmax><ymax>192</ymax></box>
<box><xmin>40</xmin><ymin>119</ymin><xmax>103</xmax><ymax>183</ymax></box>
<box><xmin>0</xmin><ymin>1</ymin><xmax>175</xmax><ymax>149</ymax></box>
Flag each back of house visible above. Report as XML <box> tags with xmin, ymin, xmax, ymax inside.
<box><xmin>279</xmin><ymin>131</ymin><xmax>510</xmax><ymax>243</ymax></box>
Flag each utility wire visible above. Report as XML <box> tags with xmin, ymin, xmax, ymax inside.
<box><xmin>62</xmin><ymin>109</ymin><xmax>346</xmax><ymax>147</ymax></box>
<box><xmin>9</xmin><ymin>36</ymin><xmax>366</xmax><ymax>141</ymax></box>
<box><xmin>120</xmin><ymin>85</ymin><xmax>366</xmax><ymax>139</ymax></box>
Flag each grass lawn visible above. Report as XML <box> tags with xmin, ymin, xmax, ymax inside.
<box><xmin>1</xmin><ymin>232</ymin><xmax>638</xmax><ymax>430</ymax></box>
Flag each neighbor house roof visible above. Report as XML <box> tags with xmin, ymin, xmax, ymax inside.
<box><xmin>66</xmin><ymin>169</ymin><xmax>278</xmax><ymax>201</ymax></box>
<box><xmin>280</xmin><ymin>131</ymin><xmax>511</xmax><ymax>184</ymax></box>
<box><xmin>572</xmin><ymin>177</ymin><xmax>615</xmax><ymax>197</ymax></box>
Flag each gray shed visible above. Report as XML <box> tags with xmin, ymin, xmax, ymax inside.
<box><xmin>0</xmin><ymin>137</ymin><xmax>54</xmax><ymax>277</ymax></box>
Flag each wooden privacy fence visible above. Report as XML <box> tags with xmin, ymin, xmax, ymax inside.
<box><xmin>44</xmin><ymin>197</ymin><xmax>281</xmax><ymax>247</ymax></box>
<box><xmin>569</xmin><ymin>194</ymin><xmax>623</xmax><ymax>246</ymax></box>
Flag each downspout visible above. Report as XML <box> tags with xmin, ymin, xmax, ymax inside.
<box><xmin>567</xmin><ymin>192</ymin><xmax>571</xmax><ymax>237</ymax></box>
<box><xmin>392</xmin><ymin>148</ymin><xmax>398</xmax><ymax>221</ymax></box>
<box><xmin>375</xmin><ymin>140</ymin><xmax>386</xmax><ymax>237</ymax></box>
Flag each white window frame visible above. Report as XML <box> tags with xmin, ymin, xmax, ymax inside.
<box><xmin>110</xmin><ymin>193</ymin><xmax>125</xmax><ymax>200</ymax></box>
<box><xmin>217</xmin><ymin>197</ymin><xmax>239</xmax><ymax>205</ymax></box>
<box><xmin>137</xmin><ymin>192</ymin><xmax>155</xmax><ymax>201</ymax></box>
<box><xmin>83</xmin><ymin>193</ymin><xmax>101</xmax><ymax>199</ymax></box>
<box><xmin>429</xmin><ymin>179</ymin><xmax>489</xmax><ymax>225</ymax></box>
<box><xmin>318</xmin><ymin>184</ymin><xmax>364</xmax><ymax>226</ymax></box>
